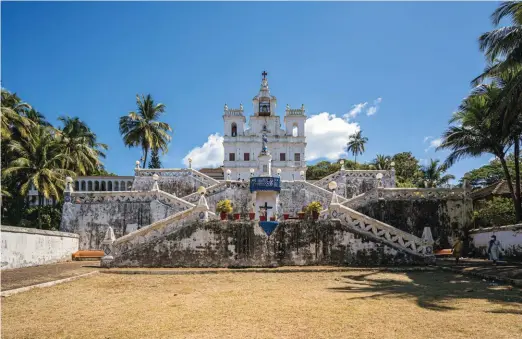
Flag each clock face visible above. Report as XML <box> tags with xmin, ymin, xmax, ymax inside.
<box><xmin>259</xmin><ymin>102</ymin><xmax>270</xmax><ymax>114</ymax></box>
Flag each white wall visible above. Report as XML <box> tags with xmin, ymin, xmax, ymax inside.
<box><xmin>470</xmin><ymin>224</ymin><xmax>522</xmax><ymax>258</ymax></box>
<box><xmin>1</xmin><ymin>226</ymin><xmax>79</xmax><ymax>270</ymax></box>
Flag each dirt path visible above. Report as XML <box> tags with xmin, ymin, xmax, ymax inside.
<box><xmin>1</xmin><ymin>261</ymin><xmax>99</xmax><ymax>291</ymax></box>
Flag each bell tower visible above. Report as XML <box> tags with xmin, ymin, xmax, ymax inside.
<box><xmin>252</xmin><ymin>71</ymin><xmax>277</xmax><ymax>117</ymax></box>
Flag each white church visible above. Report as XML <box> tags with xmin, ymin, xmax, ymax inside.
<box><xmin>222</xmin><ymin>72</ymin><xmax>307</xmax><ymax>181</ymax></box>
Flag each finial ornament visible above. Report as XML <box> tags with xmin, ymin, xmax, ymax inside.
<box><xmin>224</xmin><ymin>103</ymin><xmax>228</xmax><ymax>111</ymax></box>
<box><xmin>286</xmin><ymin>104</ymin><xmax>290</xmax><ymax>110</ymax></box>
<box><xmin>188</xmin><ymin>158</ymin><xmax>192</xmax><ymax>169</ymax></box>
<box><xmin>135</xmin><ymin>160</ymin><xmax>140</xmax><ymax>169</ymax></box>
<box><xmin>240</xmin><ymin>103</ymin><xmax>243</xmax><ymax>110</ymax></box>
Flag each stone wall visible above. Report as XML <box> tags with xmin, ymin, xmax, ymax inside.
<box><xmin>1</xmin><ymin>226</ymin><xmax>79</xmax><ymax>270</ymax></box>
<box><xmin>132</xmin><ymin>169</ymin><xmax>218</xmax><ymax>197</ymax></box>
<box><xmin>60</xmin><ymin>191</ymin><xmax>193</xmax><ymax>250</ymax></box>
<box><xmin>470</xmin><ymin>224</ymin><xmax>522</xmax><ymax>260</ymax></box>
<box><xmin>348</xmin><ymin>188</ymin><xmax>473</xmax><ymax>249</ymax></box>
<box><xmin>109</xmin><ymin>220</ymin><xmax>423</xmax><ymax>268</ymax></box>
<box><xmin>183</xmin><ymin>181</ymin><xmax>252</xmax><ymax>215</ymax></box>
<box><xmin>279</xmin><ymin>181</ymin><xmax>344</xmax><ymax>216</ymax></box>
<box><xmin>314</xmin><ymin>169</ymin><xmax>395</xmax><ymax>197</ymax></box>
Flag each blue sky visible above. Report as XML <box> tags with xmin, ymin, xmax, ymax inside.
<box><xmin>2</xmin><ymin>1</ymin><xmax>500</xmax><ymax>179</ymax></box>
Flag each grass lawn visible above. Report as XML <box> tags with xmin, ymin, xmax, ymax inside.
<box><xmin>2</xmin><ymin>269</ymin><xmax>521</xmax><ymax>339</ymax></box>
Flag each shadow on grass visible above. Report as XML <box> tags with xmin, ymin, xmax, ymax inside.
<box><xmin>329</xmin><ymin>270</ymin><xmax>522</xmax><ymax>312</ymax></box>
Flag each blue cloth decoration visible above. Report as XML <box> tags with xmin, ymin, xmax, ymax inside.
<box><xmin>259</xmin><ymin>221</ymin><xmax>279</xmax><ymax>236</ymax></box>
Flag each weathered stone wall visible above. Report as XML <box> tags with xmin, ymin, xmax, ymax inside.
<box><xmin>470</xmin><ymin>224</ymin><xmax>522</xmax><ymax>260</ymax></box>
<box><xmin>350</xmin><ymin>189</ymin><xmax>472</xmax><ymax>249</ymax></box>
<box><xmin>109</xmin><ymin>220</ymin><xmax>422</xmax><ymax>268</ymax></box>
<box><xmin>1</xmin><ymin>226</ymin><xmax>79</xmax><ymax>270</ymax></box>
<box><xmin>183</xmin><ymin>181</ymin><xmax>252</xmax><ymax>215</ymax></box>
<box><xmin>60</xmin><ymin>192</ymin><xmax>193</xmax><ymax>250</ymax></box>
<box><xmin>314</xmin><ymin>169</ymin><xmax>395</xmax><ymax>197</ymax></box>
<box><xmin>132</xmin><ymin>169</ymin><xmax>218</xmax><ymax>197</ymax></box>
<box><xmin>279</xmin><ymin>181</ymin><xmax>340</xmax><ymax>216</ymax></box>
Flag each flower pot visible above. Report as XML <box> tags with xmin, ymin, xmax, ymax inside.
<box><xmin>312</xmin><ymin>211</ymin><xmax>319</xmax><ymax>220</ymax></box>
<box><xmin>283</xmin><ymin>214</ymin><xmax>290</xmax><ymax>220</ymax></box>
<box><xmin>249</xmin><ymin>212</ymin><xmax>256</xmax><ymax>221</ymax></box>
<box><xmin>298</xmin><ymin>212</ymin><xmax>305</xmax><ymax>220</ymax></box>
<box><xmin>234</xmin><ymin>213</ymin><xmax>240</xmax><ymax>220</ymax></box>
<box><xmin>220</xmin><ymin>212</ymin><xmax>227</xmax><ymax>220</ymax></box>
<box><xmin>260</xmin><ymin>216</ymin><xmax>267</xmax><ymax>222</ymax></box>
<box><xmin>270</xmin><ymin>217</ymin><xmax>276</xmax><ymax>221</ymax></box>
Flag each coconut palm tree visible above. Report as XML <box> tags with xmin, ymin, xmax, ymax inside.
<box><xmin>1</xmin><ymin>89</ymin><xmax>32</xmax><ymax>141</ymax></box>
<box><xmin>437</xmin><ymin>84</ymin><xmax>521</xmax><ymax>219</ymax></box>
<box><xmin>119</xmin><ymin>94</ymin><xmax>172</xmax><ymax>168</ymax></box>
<box><xmin>56</xmin><ymin>116</ymin><xmax>108</xmax><ymax>175</ymax></box>
<box><xmin>3</xmin><ymin>125</ymin><xmax>74</xmax><ymax>210</ymax></box>
<box><xmin>373</xmin><ymin>154</ymin><xmax>391</xmax><ymax>170</ymax></box>
<box><xmin>346</xmin><ymin>131</ymin><xmax>368</xmax><ymax>165</ymax></box>
<box><xmin>419</xmin><ymin>159</ymin><xmax>455</xmax><ymax>188</ymax></box>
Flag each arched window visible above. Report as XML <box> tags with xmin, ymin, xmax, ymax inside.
<box><xmin>127</xmin><ymin>181</ymin><xmax>132</xmax><ymax>190</ymax></box>
<box><xmin>114</xmin><ymin>181</ymin><xmax>119</xmax><ymax>191</ymax></box>
<box><xmin>231</xmin><ymin>123</ymin><xmax>237</xmax><ymax>137</ymax></box>
<box><xmin>101</xmin><ymin>181</ymin><xmax>106</xmax><ymax>191</ymax></box>
<box><xmin>108</xmin><ymin>181</ymin><xmax>113</xmax><ymax>191</ymax></box>
<box><xmin>88</xmin><ymin>181</ymin><xmax>93</xmax><ymax>191</ymax></box>
<box><xmin>120</xmin><ymin>181</ymin><xmax>125</xmax><ymax>191</ymax></box>
<box><xmin>74</xmin><ymin>181</ymin><xmax>80</xmax><ymax>191</ymax></box>
<box><xmin>81</xmin><ymin>181</ymin><xmax>86</xmax><ymax>191</ymax></box>
<box><xmin>292</xmin><ymin>123</ymin><xmax>299</xmax><ymax>137</ymax></box>
<box><xmin>95</xmin><ymin>181</ymin><xmax>100</xmax><ymax>191</ymax></box>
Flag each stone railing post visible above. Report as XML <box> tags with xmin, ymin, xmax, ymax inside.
<box><xmin>101</xmin><ymin>226</ymin><xmax>116</xmax><ymax>267</ymax></box>
<box><xmin>421</xmin><ymin>227</ymin><xmax>434</xmax><ymax>256</ymax></box>
<box><xmin>60</xmin><ymin>177</ymin><xmax>75</xmax><ymax>233</ymax></box>
<box><xmin>193</xmin><ymin>189</ymin><xmax>210</xmax><ymax>222</ymax></box>
<box><xmin>151</xmin><ymin>173</ymin><xmax>159</xmax><ymax>191</ymax></box>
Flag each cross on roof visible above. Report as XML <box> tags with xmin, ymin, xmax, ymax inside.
<box><xmin>262</xmin><ymin>70</ymin><xmax>268</xmax><ymax>79</ymax></box>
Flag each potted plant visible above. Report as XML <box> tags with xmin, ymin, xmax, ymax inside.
<box><xmin>270</xmin><ymin>214</ymin><xmax>276</xmax><ymax>221</ymax></box>
<box><xmin>298</xmin><ymin>206</ymin><xmax>306</xmax><ymax>220</ymax></box>
<box><xmin>234</xmin><ymin>212</ymin><xmax>241</xmax><ymax>220</ymax></box>
<box><xmin>283</xmin><ymin>213</ymin><xmax>290</xmax><ymax>220</ymax></box>
<box><xmin>260</xmin><ymin>210</ymin><xmax>267</xmax><ymax>222</ymax></box>
<box><xmin>306</xmin><ymin>201</ymin><xmax>323</xmax><ymax>220</ymax></box>
<box><xmin>249</xmin><ymin>209</ymin><xmax>256</xmax><ymax>221</ymax></box>
<box><xmin>216</xmin><ymin>200</ymin><xmax>233</xmax><ymax>220</ymax></box>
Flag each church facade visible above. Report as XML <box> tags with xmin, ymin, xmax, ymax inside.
<box><xmin>222</xmin><ymin>72</ymin><xmax>307</xmax><ymax>181</ymax></box>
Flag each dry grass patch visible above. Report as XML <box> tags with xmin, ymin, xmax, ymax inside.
<box><xmin>2</xmin><ymin>270</ymin><xmax>522</xmax><ymax>339</ymax></box>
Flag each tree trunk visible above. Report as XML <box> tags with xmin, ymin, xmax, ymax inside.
<box><xmin>38</xmin><ymin>193</ymin><xmax>43</xmax><ymax>229</ymax></box>
<box><xmin>514</xmin><ymin>135</ymin><xmax>522</xmax><ymax>223</ymax></box>
<box><xmin>499</xmin><ymin>155</ymin><xmax>520</xmax><ymax>221</ymax></box>
<box><xmin>142</xmin><ymin>147</ymin><xmax>149</xmax><ymax>169</ymax></box>
<box><xmin>354</xmin><ymin>154</ymin><xmax>357</xmax><ymax>166</ymax></box>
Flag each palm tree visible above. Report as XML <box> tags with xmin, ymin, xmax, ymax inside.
<box><xmin>119</xmin><ymin>94</ymin><xmax>172</xmax><ymax>168</ymax></box>
<box><xmin>437</xmin><ymin>84</ymin><xmax>521</xmax><ymax>219</ymax></box>
<box><xmin>56</xmin><ymin>116</ymin><xmax>108</xmax><ymax>175</ymax></box>
<box><xmin>346</xmin><ymin>130</ymin><xmax>368</xmax><ymax>165</ymax></box>
<box><xmin>3</xmin><ymin>125</ymin><xmax>74</xmax><ymax>226</ymax></box>
<box><xmin>419</xmin><ymin>159</ymin><xmax>455</xmax><ymax>188</ymax></box>
<box><xmin>1</xmin><ymin>89</ymin><xmax>32</xmax><ymax>141</ymax></box>
<box><xmin>373</xmin><ymin>154</ymin><xmax>391</xmax><ymax>170</ymax></box>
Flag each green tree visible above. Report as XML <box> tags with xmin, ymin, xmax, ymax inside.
<box><xmin>1</xmin><ymin>89</ymin><xmax>32</xmax><ymax>141</ymax></box>
<box><xmin>56</xmin><ymin>116</ymin><xmax>108</xmax><ymax>175</ymax></box>
<box><xmin>460</xmin><ymin>155</ymin><xmax>518</xmax><ymax>189</ymax></box>
<box><xmin>418</xmin><ymin>159</ymin><xmax>455</xmax><ymax>188</ymax></box>
<box><xmin>437</xmin><ymin>83</ymin><xmax>520</xmax><ymax>219</ymax></box>
<box><xmin>473</xmin><ymin>197</ymin><xmax>516</xmax><ymax>227</ymax></box>
<box><xmin>345</xmin><ymin>131</ymin><xmax>368</xmax><ymax>165</ymax></box>
<box><xmin>119</xmin><ymin>94</ymin><xmax>172</xmax><ymax>168</ymax></box>
<box><xmin>391</xmin><ymin>152</ymin><xmax>421</xmax><ymax>187</ymax></box>
<box><xmin>3</xmin><ymin>125</ymin><xmax>74</xmax><ymax>209</ymax></box>
<box><xmin>373</xmin><ymin>154</ymin><xmax>391</xmax><ymax>170</ymax></box>
<box><xmin>148</xmin><ymin>148</ymin><xmax>162</xmax><ymax>169</ymax></box>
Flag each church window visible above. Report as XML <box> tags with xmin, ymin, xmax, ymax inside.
<box><xmin>280</xmin><ymin>153</ymin><xmax>286</xmax><ymax>161</ymax></box>
<box><xmin>244</xmin><ymin>153</ymin><xmax>250</xmax><ymax>161</ymax></box>
<box><xmin>229</xmin><ymin>153</ymin><xmax>235</xmax><ymax>161</ymax></box>
<box><xmin>292</xmin><ymin>124</ymin><xmax>299</xmax><ymax>137</ymax></box>
<box><xmin>294</xmin><ymin>153</ymin><xmax>301</xmax><ymax>161</ymax></box>
<box><xmin>231</xmin><ymin>123</ymin><xmax>237</xmax><ymax>137</ymax></box>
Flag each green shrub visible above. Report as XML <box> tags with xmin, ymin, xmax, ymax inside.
<box><xmin>20</xmin><ymin>205</ymin><xmax>62</xmax><ymax>230</ymax></box>
<box><xmin>473</xmin><ymin>197</ymin><xmax>516</xmax><ymax>227</ymax></box>
<box><xmin>306</xmin><ymin>201</ymin><xmax>323</xmax><ymax>214</ymax></box>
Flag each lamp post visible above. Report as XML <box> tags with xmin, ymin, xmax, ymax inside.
<box><xmin>226</xmin><ymin>169</ymin><xmax>231</xmax><ymax>181</ymax></box>
<box><xmin>188</xmin><ymin>158</ymin><xmax>192</xmax><ymax>169</ymax></box>
<box><xmin>300</xmin><ymin>171</ymin><xmax>305</xmax><ymax>180</ymax></box>
<box><xmin>276</xmin><ymin>168</ymin><xmax>281</xmax><ymax>177</ymax></box>
<box><xmin>340</xmin><ymin>159</ymin><xmax>345</xmax><ymax>170</ymax></box>
<box><xmin>250</xmin><ymin>168</ymin><xmax>255</xmax><ymax>178</ymax></box>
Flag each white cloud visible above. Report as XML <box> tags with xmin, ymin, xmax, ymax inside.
<box><xmin>344</xmin><ymin>102</ymin><xmax>368</xmax><ymax>119</ymax></box>
<box><xmin>424</xmin><ymin>138</ymin><xmax>442</xmax><ymax>152</ymax></box>
<box><xmin>182</xmin><ymin>133</ymin><xmax>224</xmax><ymax>168</ymax></box>
<box><xmin>366</xmin><ymin>97</ymin><xmax>382</xmax><ymax>116</ymax></box>
<box><xmin>305</xmin><ymin>112</ymin><xmax>360</xmax><ymax>161</ymax></box>
<box><xmin>423</xmin><ymin>136</ymin><xmax>433</xmax><ymax>143</ymax></box>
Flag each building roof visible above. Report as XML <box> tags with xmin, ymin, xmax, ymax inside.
<box><xmin>471</xmin><ymin>180</ymin><xmax>515</xmax><ymax>200</ymax></box>
<box><xmin>199</xmin><ymin>167</ymin><xmax>224</xmax><ymax>180</ymax></box>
